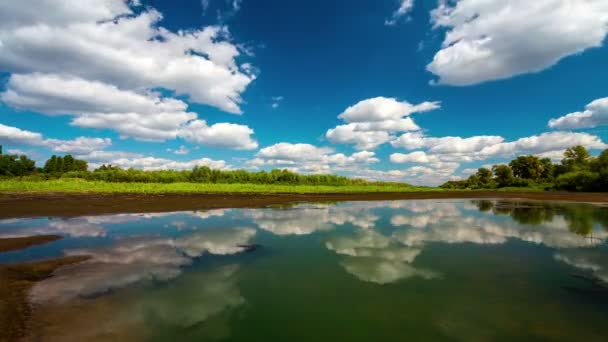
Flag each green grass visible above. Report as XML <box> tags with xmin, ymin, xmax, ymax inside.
<box><xmin>0</xmin><ymin>179</ymin><xmax>440</xmax><ymax>194</ymax></box>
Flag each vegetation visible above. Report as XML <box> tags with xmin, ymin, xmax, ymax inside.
<box><xmin>0</xmin><ymin>145</ymin><xmax>426</xmax><ymax>192</ymax></box>
<box><xmin>0</xmin><ymin>179</ymin><xmax>429</xmax><ymax>194</ymax></box>
<box><xmin>2</xmin><ymin>144</ymin><xmax>607</xmax><ymax>193</ymax></box>
<box><xmin>441</xmin><ymin>145</ymin><xmax>608</xmax><ymax>192</ymax></box>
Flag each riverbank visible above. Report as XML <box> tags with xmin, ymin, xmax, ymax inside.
<box><xmin>0</xmin><ymin>255</ymin><xmax>89</xmax><ymax>341</ymax></box>
<box><xmin>1</xmin><ymin>191</ymin><xmax>607</xmax><ymax>219</ymax></box>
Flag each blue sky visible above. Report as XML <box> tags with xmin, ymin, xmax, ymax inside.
<box><xmin>1</xmin><ymin>0</ymin><xmax>608</xmax><ymax>185</ymax></box>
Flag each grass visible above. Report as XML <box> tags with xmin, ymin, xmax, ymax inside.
<box><xmin>0</xmin><ymin>178</ymin><xmax>440</xmax><ymax>194</ymax></box>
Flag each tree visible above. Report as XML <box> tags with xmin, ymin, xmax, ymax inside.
<box><xmin>0</xmin><ymin>151</ymin><xmax>36</xmax><ymax>176</ymax></box>
<box><xmin>43</xmin><ymin>155</ymin><xmax>87</xmax><ymax>173</ymax></box>
<box><xmin>492</xmin><ymin>165</ymin><xmax>514</xmax><ymax>187</ymax></box>
<box><xmin>476</xmin><ymin>167</ymin><xmax>493</xmax><ymax>186</ymax></box>
<box><xmin>562</xmin><ymin>145</ymin><xmax>590</xmax><ymax>172</ymax></box>
<box><xmin>509</xmin><ymin>155</ymin><xmax>543</xmax><ymax>180</ymax></box>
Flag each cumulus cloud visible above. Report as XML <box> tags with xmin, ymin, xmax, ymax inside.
<box><xmin>385</xmin><ymin>0</ymin><xmax>415</xmax><ymax>26</ymax></box>
<box><xmin>338</xmin><ymin>97</ymin><xmax>439</xmax><ymax>123</ymax></box>
<box><xmin>390</xmin><ymin>151</ymin><xmax>439</xmax><ymax>164</ymax></box>
<box><xmin>326</xmin><ymin>97</ymin><xmax>440</xmax><ymax>150</ymax></box>
<box><xmin>250</xmin><ymin>142</ymin><xmax>379</xmax><ymax>173</ymax></box>
<box><xmin>548</xmin><ymin>97</ymin><xmax>608</xmax><ymax>129</ymax></box>
<box><xmin>179</xmin><ymin>120</ymin><xmax>258</xmax><ymax>150</ymax></box>
<box><xmin>427</xmin><ymin>0</ymin><xmax>608</xmax><ymax>85</ymax></box>
<box><xmin>0</xmin><ymin>2</ymin><xmax>253</xmax><ymax>112</ymax></box>
<box><xmin>88</xmin><ymin>155</ymin><xmax>229</xmax><ymax>171</ymax></box>
<box><xmin>477</xmin><ymin>132</ymin><xmax>607</xmax><ymax>158</ymax></box>
<box><xmin>391</xmin><ymin>133</ymin><xmax>504</xmax><ymax>154</ymax></box>
<box><xmin>386</xmin><ymin>130</ymin><xmax>606</xmax><ymax>184</ymax></box>
<box><xmin>0</xmin><ymin>123</ymin><xmax>112</xmax><ymax>154</ymax></box>
<box><xmin>0</xmin><ymin>0</ymin><xmax>258</xmax><ymax>149</ymax></box>
<box><xmin>392</xmin><ymin>131</ymin><xmax>605</xmax><ymax>161</ymax></box>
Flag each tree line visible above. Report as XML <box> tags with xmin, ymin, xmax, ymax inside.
<box><xmin>0</xmin><ymin>146</ymin><xmax>376</xmax><ymax>186</ymax></box>
<box><xmin>441</xmin><ymin>146</ymin><xmax>608</xmax><ymax>191</ymax></box>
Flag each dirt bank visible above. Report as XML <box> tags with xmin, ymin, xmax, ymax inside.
<box><xmin>1</xmin><ymin>191</ymin><xmax>607</xmax><ymax>219</ymax></box>
<box><xmin>0</xmin><ymin>235</ymin><xmax>63</xmax><ymax>253</ymax></box>
<box><xmin>0</xmin><ymin>254</ymin><xmax>89</xmax><ymax>341</ymax></box>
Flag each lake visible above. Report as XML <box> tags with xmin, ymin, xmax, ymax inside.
<box><xmin>2</xmin><ymin>199</ymin><xmax>608</xmax><ymax>341</ymax></box>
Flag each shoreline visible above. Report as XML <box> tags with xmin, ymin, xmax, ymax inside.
<box><xmin>1</xmin><ymin>191</ymin><xmax>607</xmax><ymax>218</ymax></box>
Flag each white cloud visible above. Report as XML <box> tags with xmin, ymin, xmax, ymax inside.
<box><xmin>167</xmin><ymin>145</ymin><xmax>190</xmax><ymax>155</ymax></box>
<box><xmin>91</xmin><ymin>156</ymin><xmax>228</xmax><ymax>171</ymax></box>
<box><xmin>392</xmin><ymin>131</ymin><xmax>605</xmax><ymax>161</ymax></box>
<box><xmin>178</xmin><ymin>120</ymin><xmax>258</xmax><ymax>150</ymax></box>
<box><xmin>257</xmin><ymin>143</ymin><xmax>333</xmax><ymax>161</ymax></box>
<box><xmin>428</xmin><ymin>0</ymin><xmax>608</xmax><ymax>85</ymax></box>
<box><xmin>338</xmin><ymin>97</ymin><xmax>439</xmax><ymax>123</ymax></box>
<box><xmin>326</xmin><ymin>125</ymin><xmax>393</xmax><ymax>150</ymax></box>
<box><xmin>251</xmin><ymin>142</ymin><xmax>379</xmax><ymax>173</ymax></box>
<box><xmin>386</xmin><ymin>130</ymin><xmax>606</xmax><ymax>184</ymax></box>
<box><xmin>0</xmin><ymin>122</ymin><xmax>43</xmax><ymax>146</ymax></box>
<box><xmin>44</xmin><ymin>137</ymin><xmax>112</xmax><ymax>155</ymax></box>
<box><xmin>1</xmin><ymin>69</ymin><xmax>257</xmax><ymax>149</ymax></box>
<box><xmin>391</xmin><ymin>133</ymin><xmax>504</xmax><ymax>154</ymax></box>
<box><xmin>385</xmin><ymin>0</ymin><xmax>415</xmax><ymax>26</ymax></box>
<box><xmin>478</xmin><ymin>132</ymin><xmax>607</xmax><ymax>158</ymax></box>
<box><xmin>548</xmin><ymin>97</ymin><xmax>608</xmax><ymax>129</ymax></box>
<box><xmin>0</xmin><ymin>2</ymin><xmax>254</xmax><ymax>112</ymax></box>
<box><xmin>0</xmin><ymin>1</ymin><xmax>258</xmax><ymax>149</ymax></box>
<box><xmin>326</xmin><ymin>97</ymin><xmax>439</xmax><ymax>150</ymax></box>
<box><xmin>390</xmin><ymin>151</ymin><xmax>439</xmax><ymax>164</ymax></box>
<box><xmin>0</xmin><ymin>123</ymin><xmax>112</xmax><ymax>154</ymax></box>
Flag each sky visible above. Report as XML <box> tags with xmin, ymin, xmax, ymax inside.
<box><xmin>1</xmin><ymin>0</ymin><xmax>608</xmax><ymax>185</ymax></box>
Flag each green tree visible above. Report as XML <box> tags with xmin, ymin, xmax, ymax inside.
<box><xmin>476</xmin><ymin>167</ymin><xmax>493</xmax><ymax>186</ymax></box>
<box><xmin>562</xmin><ymin>145</ymin><xmax>590</xmax><ymax>172</ymax></box>
<box><xmin>492</xmin><ymin>164</ymin><xmax>514</xmax><ymax>187</ymax></box>
<box><xmin>0</xmin><ymin>150</ymin><xmax>36</xmax><ymax>176</ymax></box>
<box><xmin>43</xmin><ymin>155</ymin><xmax>87</xmax><ymax>173</ymax></box>
<box><xmin>509</xmin><ymin>155</ymin><xmax>543</xmax><ymax>180</ymax></box>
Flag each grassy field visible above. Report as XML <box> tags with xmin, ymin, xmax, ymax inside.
<box><xmin>0</xmin><ymin>178</ymin><xmax>439</xmax><ymax>194</ymax></box>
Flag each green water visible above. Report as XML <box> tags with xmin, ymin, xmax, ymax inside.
<box><xmin>2</xmin><ymin>199</ymin><xmax>608</xmax><ymax>341</ymax></box>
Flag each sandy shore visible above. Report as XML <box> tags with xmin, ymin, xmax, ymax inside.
<box><xmin>1</xmin><ymin>191</ymin><xmax>607</xmax><ymax>218</ymax></box>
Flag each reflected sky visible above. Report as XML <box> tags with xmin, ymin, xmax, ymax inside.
<box><xmin>2</xmin><ymin>200</ymin><xmax>608</xmax><ymax>341</ymax></box>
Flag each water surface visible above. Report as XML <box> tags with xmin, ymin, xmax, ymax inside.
<box><xmin>2</xmin><ymin>199</ymin><xmax>608</xmax><ymax>341</ymax></box>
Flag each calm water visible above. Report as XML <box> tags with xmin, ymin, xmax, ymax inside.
<box><xmin>2</xmin><ymin>199</ymin><xmax>608</xmax><ymax>341</ymax></box>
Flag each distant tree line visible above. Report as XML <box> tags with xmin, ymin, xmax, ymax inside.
<box><xmin>0</xmin><ymin>146</ymin><xmax>377</xmax><ymax>186</ymax></box>
<box><xmin>441</xmin><ymin>146</ymin><xmax>608</xmax><ymax>192</ymax></box>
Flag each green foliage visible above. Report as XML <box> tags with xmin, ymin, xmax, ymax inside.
<box><xmin>554</xmin><ymin>171</ymin><xmax>600</xmax><ymax>192</ymax></box>
<box><xmin>0</xmin><ymin>147</ymin><xmax>36</xmax><ymax>177</ymax></box>
<box><xmin>441</xmin><ymin>145</ymin><xmax>608</xmax><ymax>192</ymax></box>
<box><xmin>509</xmin><ymin>155</ymin><xmax>545</xmax><ymax>180</ymax></box>
<box><xmin>492</xmin><ymin>165</ymin><xmax>514</xmax><ymax>187</ymax></box>
<box><xmin>43</xmin><ymin>155</ymin><xmax>87</xmax><ymax>174</ymax></box>
<box><xmin>562</xmin><ymin>145</ymin><xmax>591</xmax><ymax>172</ymax></box>
<box><xmin>0</xmin><ymin>179</ymin><xmax>430</xmax><ymax>194</ymax></box>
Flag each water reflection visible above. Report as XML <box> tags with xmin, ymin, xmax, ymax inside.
<box><xmin>28</xmin><ymin>265</ymin><xmax>244</xmax><ymax>341</ymax></box>
<box><xmin>31</xmin><ymin>227</ymin><xmax>256</xmax><ymax>304</ymax></box>
<box><xmin>2</xmin><ymin>199</ymin><xmax>608</xmax><ymax>340</ymax></box>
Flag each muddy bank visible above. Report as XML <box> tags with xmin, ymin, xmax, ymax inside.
<box><xmin>0</xmin><ymin>255</ymin><xmax>89</xmax><ymax>342</ymax></box>
<box><xmin>1</xmin><ymin>191</ymin><xmax>607</xmax><ymax>219</ymax></box>
<box><xmin>0</xmin><ymin>235</ymin><xmax>63</xmax><ymax>253</ymax></box>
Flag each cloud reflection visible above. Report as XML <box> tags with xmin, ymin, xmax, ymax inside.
<box><xmin>31</xmin><ymin>227</ymin><xmax>256</xmax><ymax>304</ymax></box>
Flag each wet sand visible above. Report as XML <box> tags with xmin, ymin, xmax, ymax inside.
<box><xmin>0</xmin><ymin>235</ymin><xmax>63</xmax><ymax>253</ymax></box>
<box><xmin>0</xmin><ymin>191</ymin><xmax>607</xmax><ymax>219</ymax></box>
<box><xmin>0</xmin><ymin>254</ymin><xmax>89</xmax><ymax>341</ymax></box>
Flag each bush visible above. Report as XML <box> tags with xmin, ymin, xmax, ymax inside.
<box><xmin>555</xmin><ymin>171</ymin><xmax>600</xmax><ymax>192</ymax></box>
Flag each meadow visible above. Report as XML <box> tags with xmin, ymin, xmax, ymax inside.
<box><xmin>0</xmin><ymin>178</ymin><xmax>434</xmax><ymax>194</ymax></box>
